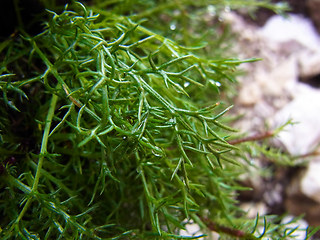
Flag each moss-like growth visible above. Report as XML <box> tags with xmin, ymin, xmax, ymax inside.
<box><xmin>0</xmin><ymin>1</ymin><xmax>317</xmax><ymax>239</ymax></box>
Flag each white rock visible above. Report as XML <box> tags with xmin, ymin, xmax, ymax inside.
<box><xmin>273</xmin><ymin>83</ymin><xmax>320</xmax><ymax>155</ymax></box>
<box><xmin>179</xmin><ymin>220</ymin><xmax>219</xmax><ymax>239</ymax></box>
<box><xmin>301</xmin><ymin>158</ymin><xmax>320</xmax><ymax>203</ymax></box>
<box><xmin>281</xmin><ymin>215</ymin><xmax>309</xmax><ymax>240</ymax></box>
<box><xmin>259</xmin><ymin>14</ymin><xmax>320</xmax><ymax>51</ymax></box>
<box><xmin>179</xmin><ymin>221</ymin><xmax>204</xmax><ymax>238</ymax></box>
<box><xmin>241</xmin><ymin>202</ymin><xmax>268</xmax><ymax>219</ymax></box>
<box><xmin>298</xmin><ymin>50</ymin><xmax>320</xmax><ymax>78</ymax></box>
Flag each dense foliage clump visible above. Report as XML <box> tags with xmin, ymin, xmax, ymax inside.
<box><xmin>0</xmin><ymin>0</ymin><xmax>317</xmax><ymax>239</ymax></box>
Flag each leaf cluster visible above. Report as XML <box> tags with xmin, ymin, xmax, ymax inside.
<box><xmin>0</xmin><ymin>0</ymin><xmax>316</xmax><ymax>239</ymax></box>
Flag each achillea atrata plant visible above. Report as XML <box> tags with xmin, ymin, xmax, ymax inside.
<box><xmin>0</xmin><ymin>0</ymin><xmax>318</xmax><ymax>239</ymax></box>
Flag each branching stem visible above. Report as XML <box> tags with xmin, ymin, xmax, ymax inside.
<box><xmin>14</xmin><ymin>94</ymin><xmax>58</xmax><ymax>225</ymax></box>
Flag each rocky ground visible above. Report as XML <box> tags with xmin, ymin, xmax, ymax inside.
<box><xmin>181</xmin><ymin>1</ymin><xmax>320</xmax><ymax>238</ymax></box>
<box><xmin>226</xmin><ymin>0</ymin><xmax>320</xmax><ymax>239</ymax></box>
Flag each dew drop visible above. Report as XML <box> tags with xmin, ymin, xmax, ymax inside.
<box><xmin>170</xmin><ymin>24</ymin><xmax>176</xmax><ymax>31</ymax></box>
<box><xmin>209</xmin><ymin>80</ymin><xmax>221</xmax><ymax>87</ymax></box>
<box><xmin>184</xmin><ymin>81</ymin><xmax>190</xmax><ymax>88</ymax></box>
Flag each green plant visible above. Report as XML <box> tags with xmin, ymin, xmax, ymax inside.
<box><xmin>0</xmin><ymin>0</ymin><xmax>317</xmax><ymax>239</ymax></box>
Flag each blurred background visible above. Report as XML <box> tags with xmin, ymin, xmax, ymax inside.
<box><xmin>228</xmin><ymin>0</ymin><xmax>320</xmax><ymax>239</ymax></box>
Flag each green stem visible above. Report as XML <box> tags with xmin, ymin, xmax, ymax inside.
<box><xmin>33</xmin><ymin>94</ymin><xmax>58</xmax><ymax>190</ymax></box>
<box><xmin>15</xmin><ymin>94</ymin><xmax>58</xmax><ymax>224</ymax></box>
<box><xmin>13</xmin><ymin>0</ymin><xmax>24</xmax><ymax>33</ymax></box>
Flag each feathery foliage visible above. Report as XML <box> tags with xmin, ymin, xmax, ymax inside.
<box><xmin>0</xmin><ymin>0</ymin><xmax>317</xmax><ymax>239</ymax></box>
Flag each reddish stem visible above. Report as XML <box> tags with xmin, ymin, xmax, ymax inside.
<box><xmin>199</xmin><ymin>215</ymin><xmax>257</xmax><ymax>239</ymax></box>
<box><xmin>228</xmin><ymin>131</ymin><xmax>274</xmax><ymax>145</ymax></box>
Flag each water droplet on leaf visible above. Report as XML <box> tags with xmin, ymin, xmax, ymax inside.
<box><xmin>184</xmin><ymin>82</ymin><xmax>190</xmax><ymax>88</ymax></box>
